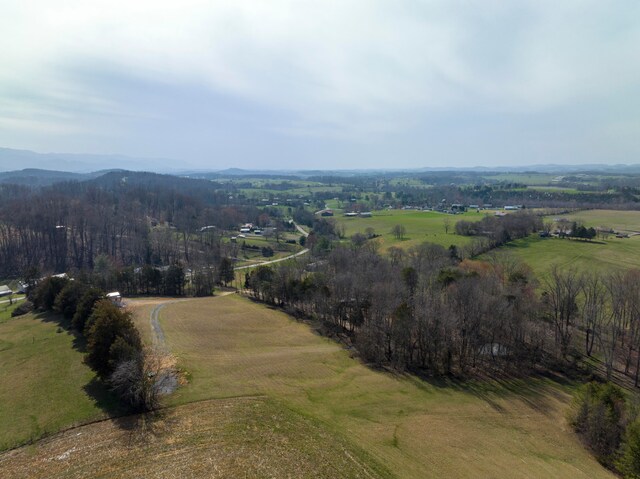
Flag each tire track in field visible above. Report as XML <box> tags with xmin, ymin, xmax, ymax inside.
<box><xmin>150</xmin><ymin>302</ymin><xmax>172</xmax><ymax>348</ymax></box>
<box><xmin>150</xmin><ymin>295</ymin><xmax>235</xmax><ymax>349</ymax></box>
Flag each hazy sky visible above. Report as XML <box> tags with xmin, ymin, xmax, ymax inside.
<box><xmin>1</xmin><ymin>1</ymin><xmax>639</xmax><ymax>170</ymax></box>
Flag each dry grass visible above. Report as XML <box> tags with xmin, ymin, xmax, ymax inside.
<box><xmin>1</xmin><ymin>295</ymin><xmax>616</xmax><ymax>477</ymax></box>
<box><xmin>0</xmin><ymin>397</ymin><xmax>383</xmax><ymax>478</ymax></box>
<box><xmin>127</xmin><ymin>298</ymin><xmax>174</xmax><ymax>345</ymax></box>
<box><xmin>156</xmin><ymin>295</ymin><xmax>614</xmax><ymax>478</ymax></box>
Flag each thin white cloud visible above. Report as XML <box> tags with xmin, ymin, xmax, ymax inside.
<box><xmin>0</xmin><ymin>0</ymin><xmax>638</xmax><ymax>164</ymax></box>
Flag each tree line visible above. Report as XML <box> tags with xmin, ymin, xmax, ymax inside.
<box><xmin>455</xmin><ymin>211</ymin><xmax>543</xmax><ymax>245</ymax></box>
<box><xmin>246</xmin><ymin>242</ymin><xmax>543</xmax><ymax>375</ymax></box>
<box><xmin>0</xmin><ymin>171</ymin><xmax>263</xmax><ymax>278</ymax></box>
<box><xmin>22</xmin><ymin>275</ymin><xmax>174</xmax><ymax>411</ymax></box>
<box><xmin>244</xmin><ymin>237</ymin><xmax>640</xmax><ymax>384</ymax></box>
<box><xmin>569</xmin><ymin>381</ymin><xmax>640</xmax><ymax>477</ymax></box>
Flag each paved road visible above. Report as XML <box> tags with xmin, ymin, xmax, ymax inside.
<box><xmin>148</xmin><ymin>220</ymin><xmax>311</xmax><ymax>349</ymax></box>
<box><xmin>233</xmin><ymin>221</ymin><xmax>310</xmax><ymax>271</ymax></box>
<box><xmin>234</xmin><ymin>248</ymin><xmax>309</xmax><ymax>271</ymax></box>
<box><xmin>294</xmin><ymin>222</ymin><xmax>310</xmax><ymax>237</ymax></box>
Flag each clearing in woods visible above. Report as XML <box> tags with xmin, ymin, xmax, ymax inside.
<box><xmin>488</xmin><ymin>209</ymin><xmax>640</xmax><ymax>278</ymax></box>
<box><xmin>1</xmin><ymin>295</ymin><xmax>616</xmax><ymax>477</ymax></box>
<box><xmin>334</xmin><ymin>209</ymin><xmax>483</xmax><ymax>251</ymax></box>
<box><xmin>494</xmin><ymin>235</ymin><xmax>640</xmax><ymax>278</ymax></box>
<box><xmin>554</xmin><ymin>209</ymin><xmax>640</xmax><ymax>234</ymax></box>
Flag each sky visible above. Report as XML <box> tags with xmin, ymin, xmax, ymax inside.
<box><xmin>0</xmin><ymin>0</ymin><xmax>639</xmax><ymax>171</ymax></box>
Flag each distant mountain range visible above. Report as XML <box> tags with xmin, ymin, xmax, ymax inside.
<box><xmin>0</xmin><ymin>168</ymin><xmax>120</xmax><ymax>186</ymax></box>
<box><xmin>0</xmin><ymin>147</ymin><xmax>176</xmax><ymax>174</ymax></box>
<box><xmin>182</xmin><ymin>164</ymin><xmax>640</xmax><ymax>178</ymax></box>
<box><xmin>1</xmin><ymin>146</ymin><xmax>639</xmax><ymax>177</ymax></box>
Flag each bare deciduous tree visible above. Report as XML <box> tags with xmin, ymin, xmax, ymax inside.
<box><xmin>391</xmin><ymin>224</ymin><xmax>406</xmax><ymax>240</ymax></box>
<box><xmin>543</xmin><ymin>266</ymin><xmax>583</xmax><ymax>359</ymax></box>
<box><xmin>581</xmin><ymin>274</ymin><xmax>606</xmax><ymax>357</ymax></box>
<box><xmin>443</xmin><ymin>216</ymin><xmax>451</xmax><ymax>234</ymax></box>
<box><xmin>110</xmin><ymin>347</ymin><xmax>178</xmax><ymax>412</ymax></box>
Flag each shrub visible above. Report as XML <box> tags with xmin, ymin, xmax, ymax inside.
<box><xmin>109</xmin><ymin>347</ymin><xmax>177</xmax><ymax>412</ymax></box>
<box><xmin>54</xmin><ymin>281</ymin><xmax>88</xmax><ymax>319</ymax></box>
<box><xmin>30</xmin><ymin>276</ymin><xmax>69</xmax><ymax>311</ymax></box>
<box><xmin>85</xmin><ymin>300</ymin><xmax>142</xmax><ymax>379</ymax></box>
<box><xmin>72</xmin><ymin>288</ymin><xmax>104</xmax><ymax>333</ymax></box>
<box><xmin>618</xmin><ymin>419</ymin><xmax>640</xmax><ymax>478</ymax></box>
<box><xmin>569</xmin><ymin>382</ymin><xmax>627</xmax><ymax>466</ymax></box>
<box><xmin>11</xmin><ymin>300</ymin><xmax>33</xmax><ymax>317</ymax></box>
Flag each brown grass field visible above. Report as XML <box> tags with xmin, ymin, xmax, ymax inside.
<box><xmin>0</xmin><ymin>397</ymin><xmax>381</xmax><ymax>479</ymax></box>
<box><xmin>1</xmin><ymin>295</ymin><xmax>616</xmax><ymax>477</ymax></box>
<box><xmin>157</xmin><ymin>296</ymin><xmax>614</xmax><ymax>478</ymax></box>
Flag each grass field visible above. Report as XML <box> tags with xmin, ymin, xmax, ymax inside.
<box><xmin>490</xmin><ymin>235</ymin><xmax>640</xmax><ymax>279</ymax></box>
<box><xmin>526</xmin><ymin>186</ymin><xmax>583</xmax><ymax>194</ymax></box>
<box><xmin>483</xmin><ymin>210</ymin><xmax>640</xmax><ymax>278</ymax></box>
<box><xmin>2</xmin><ymin>295</ymin><xmax>615</xmax><ymax>477</ymax></box>
<box><xmin>155</xmin><ymin>296</ymin><xmax>612</xmax><ymax>478</ymax></box>
<box><xmin>0</xmin><ymin>308</ymin><xmax>119</xmax><ymax>450</ymax></box>
<box><xmin>1</xmin><ymin>397</ymin><xmax>383</xmax><ymax>479</ymax></box>
<box><xmin>483</xmin><ymin>173</ymin><xmax>558</xmax><ymax>185</ymax></box>
<box><xmin>335</xmin><ymin>210</ymin><xmax>486</xmax><ymax>251</ymax></box>
<box><xmin>555</xmin><ymin>209</ymin><xmax>640</xmax><ymax>233</ymax></box>
<box><xmin>0</xmin><ymin>298</ymin><xmax>24</xmax><ymax>323</ymax></box>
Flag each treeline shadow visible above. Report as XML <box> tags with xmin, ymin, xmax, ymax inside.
<box><xmin>399</xmin><ymin>366</ymin><xmax>574</xmax><ymax>416</ymax></box>
<box><xmin>34</xmin><ymin>311</ymin><xmax>127</xmax><ymax>419</ymax></box>
<box><xmin>111</xmin><ymin>409</ymin><xmax>174</xmax><ymax>445</ymax></box>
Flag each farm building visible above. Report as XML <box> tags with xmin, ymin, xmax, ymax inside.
<box><xmin>0</xmin><ymin>285</ymin><xmax>13</xmax><ymax>297</ymax></box>
<box><xmin>316</xmin><ymin>209</ymin><xmax>334</xmax><ymax>217</ymax></box>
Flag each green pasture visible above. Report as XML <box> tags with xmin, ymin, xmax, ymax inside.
<box><xmin>481</xmin><ymin>209</ymin><xmax>640</xmax><ymax>278</ymax></box>
<box><xmin>554</xmin><ymin>209</ymin><xmax>640</xmax><ymax>233</ymax></box>
<box><xmin>324</xmin><ymin>198</ymin><xmax>344</xmax><ymax>211</ymax></box>
<box><xmin>239</xmin><ymin>185</ymin><xmax>343</xmax><ymax>198</ymax></box>
<box><xmin>335</xmin><ymin>209</ymin><xmax>486</xmax><ymax>251</ymax></box>
<box><xmin>0</xmin><ymin>308</ymin><xmax>117</xmax><ymax>450</ymax></box>
<box><xmin>0</xmin><ymin>298</ymin><xmax>25</xmax><ymax>323</ymax></box>
<box><xmin>491</xmin><ymin>235</ymin><xmax>640</xmax><ymax>279</ymax></box>
<box><xmin>388</xmin><ymin>177</ymin><xmax>429</xmax><ymax>187</ymax></box>
<box><xmin>482</xmin><ymin>173</ymin><xmax>558</xmax><ymax>185</ymax></box>
<box><xmin>526</xmin><ymin>186</ymin><xmax>583</xmax><ymax>194</ymax></box>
